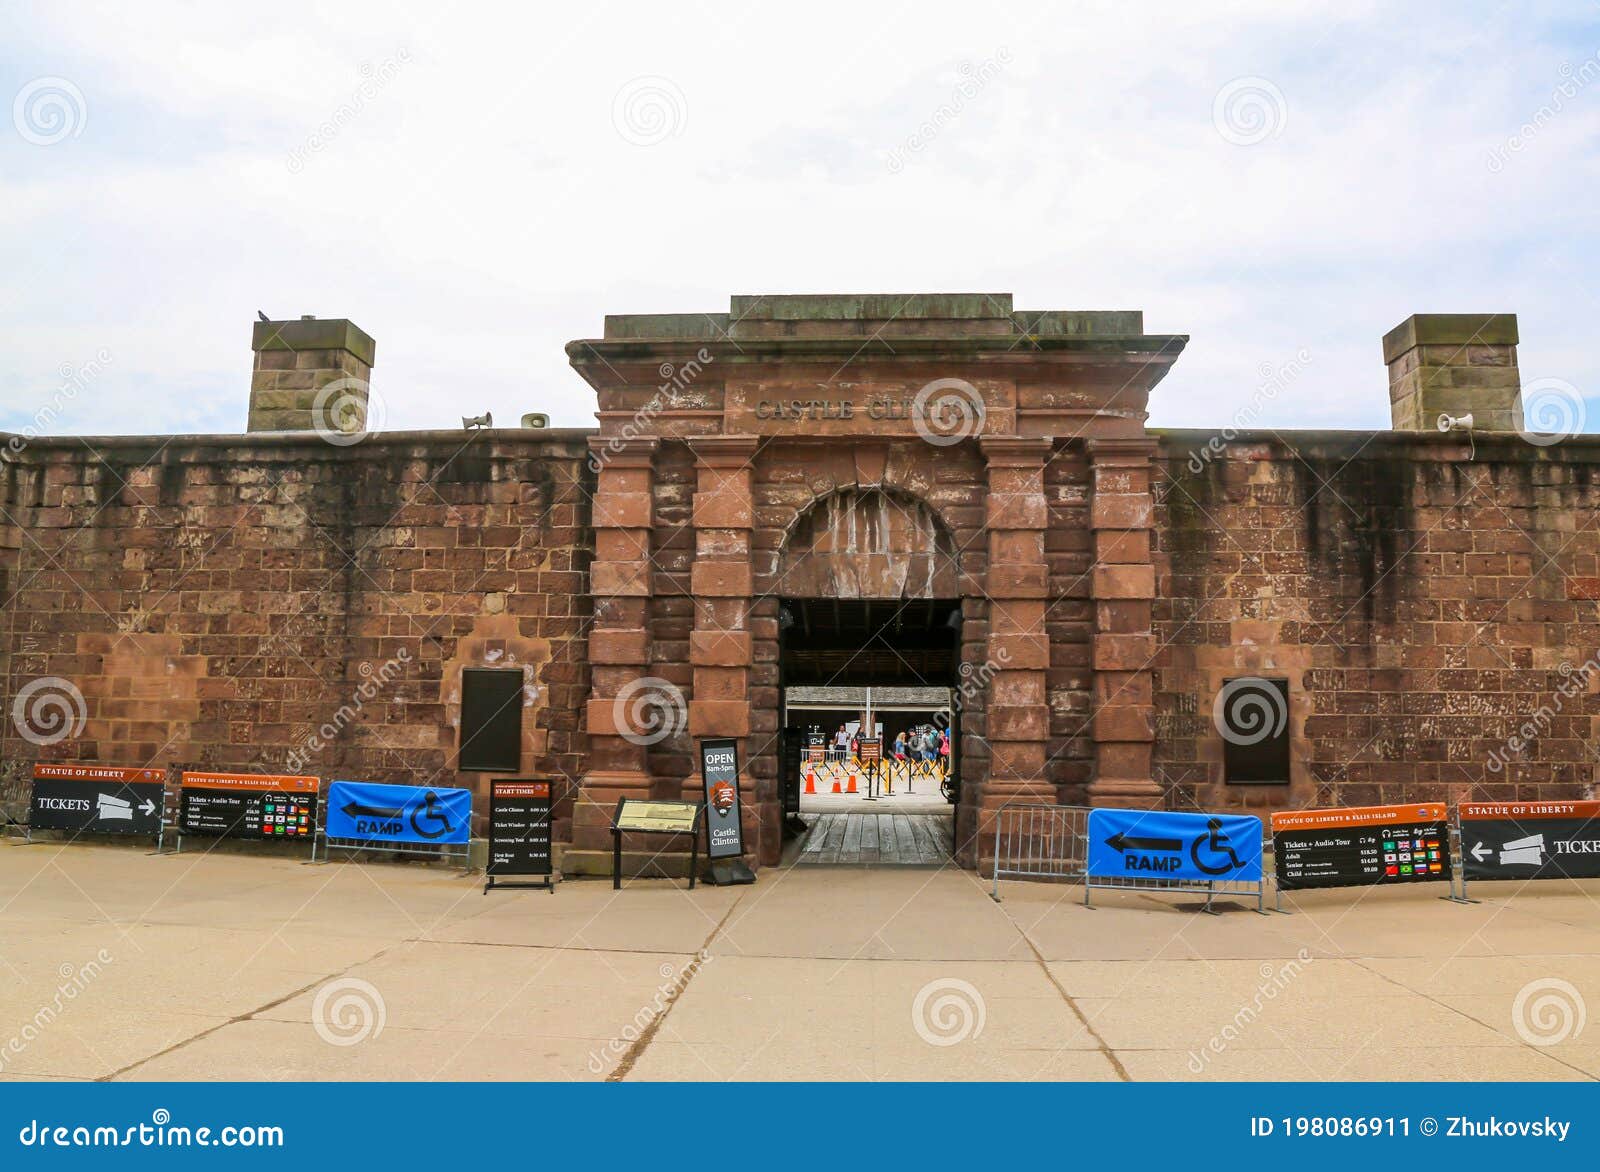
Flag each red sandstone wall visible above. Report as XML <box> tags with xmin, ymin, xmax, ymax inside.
<box><xmin>1152</xmin><ymin>432</ymin><xmax>1600</xmax><ymax>813</ymax></box>
<box><xmin>0</xmin><ymin>433</ymin><xmax>594</xmax><ymax>834</ymax></box>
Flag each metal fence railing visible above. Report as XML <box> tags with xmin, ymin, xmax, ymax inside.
<box><xmin>807</xmin><ymin>749</ymin><xmax>949</xmax><ymax>793</ymax></box>
<box><xmin>1086</xmin><ymin>847</ymin><xmax>1269</xmax><ymax>913</ymax></box>
<box><xmin>991</xmin><ymin>804</ymin><xmax>1091</xmax><ymax>900</ymax></box>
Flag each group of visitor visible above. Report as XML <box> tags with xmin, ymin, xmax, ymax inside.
<box><xmin>827</xmin><ymin>721</ymin><xmax>950</xmax><ymax>776</ymax></box>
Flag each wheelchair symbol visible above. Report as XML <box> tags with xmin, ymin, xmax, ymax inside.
<box><xmin>409</xmin><ymin>791</ymin><xmax>455</xmax><ymax>840</ymax></box>
<box><xmin>1190</xmin><ymin>818</ymin><xmax>1245</xmax><ymax>876</ymax></box>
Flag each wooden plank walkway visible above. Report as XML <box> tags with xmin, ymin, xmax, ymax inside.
<box><xmin>796</xmin><ymin>812</ymin><xmax>953</xmax><ymax>866</ymax></box>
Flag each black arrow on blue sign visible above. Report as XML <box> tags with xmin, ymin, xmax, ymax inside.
<box><xmin>1106</xmin><ymin>832</ymin><xmax>1182</xmax><ymax>852</ymax></box>
<box><xmin>342</xmin><ymin>800</ymin><xmax>403</xmax><ymax>819</ymax></box>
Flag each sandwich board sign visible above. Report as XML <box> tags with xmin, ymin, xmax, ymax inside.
<box><xmin>485</xmin><ymin>778</ymin><xmax>554</xmax><ymax>893</ymax></box>
<box><xmin>700</xmin><ymin>737</ymin><xmax>754</xmax><ymax>885</ymax></box>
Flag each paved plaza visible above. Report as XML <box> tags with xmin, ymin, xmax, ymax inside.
<box><xmin>0</xmin><ymin>840</ymin><xmax>1597</xmax><ymax>1082</ymax></box>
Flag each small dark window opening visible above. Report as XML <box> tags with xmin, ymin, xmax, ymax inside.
<box><xmin>459</xmin><ymin>668</ymin><xmax>524</xmax><ymax>772</ymax></box>
<box><xmin>1219</xmin><ymin>676</ymin><xmax>1290</xmax><ymax>785</ymax></box>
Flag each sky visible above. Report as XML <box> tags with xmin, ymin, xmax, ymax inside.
<box><xmin>2</xmin><ymin>1</ymin><xmax>1598</xmax><ymax>437</ymax></box>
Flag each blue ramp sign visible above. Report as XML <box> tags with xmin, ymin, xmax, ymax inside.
<box><xmin>1087</xmin><ymin>808</ymin><xmax>1263</xmax><ymax>881</ymax></box>
<box><xmin>325</xmin><ymin>780</ymin><xmax>473</xmax><ymax>845</ymax></box>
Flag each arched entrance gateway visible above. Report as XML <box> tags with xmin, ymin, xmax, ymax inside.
<box><xmin>564</xmin><ymin>294</ymin><xmax>1185</xmax><ymax>877</ymax></box>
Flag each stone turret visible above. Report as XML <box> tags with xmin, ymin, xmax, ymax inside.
<box><xmin>1384</xmin><ymin>313</ymin><xmax>1521</xmax><ymax>431</ymax></box>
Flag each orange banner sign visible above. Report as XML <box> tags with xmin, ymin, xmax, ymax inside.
<box><xmin>33</xmin><ymin>764</ymin><xmax>164</xmax><ymax>784</ymax></box>
<box><xmin>180</xmin><ymin>772</ymin><xmax>319</xmax><ymax>793</ymax></box>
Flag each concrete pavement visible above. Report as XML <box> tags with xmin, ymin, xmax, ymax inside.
<box><xmin>0</xmin><ymin>839</ymin><xmax>1596</xmax><ymax>1081</ymax></box>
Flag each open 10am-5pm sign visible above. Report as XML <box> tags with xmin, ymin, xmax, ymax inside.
<box><xmin>700</xmin><ymin>738</ymin><xmax>754</xmax><ymax>886</ymax></box>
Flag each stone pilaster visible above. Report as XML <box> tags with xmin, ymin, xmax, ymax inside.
<box><xmin>575</xmin><ymin>437</ymin><xmax>659</xmax><ymax>855</ymax></box>
<box><xmin>978</xmin><ymin>437</ymin><xmax>1055</xmax><ymax>840</ymax></box>
<box><xmin>1086</xmin><ymin>437</ymin><xmax>1161</xmax><ymax>807</ymax></box>
<box><xmin>683</xmin><ymin>436</ymin><xmax>768</xmax><ymax>864</ymax></box>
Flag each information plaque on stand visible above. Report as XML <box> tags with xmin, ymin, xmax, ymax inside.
<box><xmin>611</xmin><ymin>798</ymin><xmax>703</xmax><ymax>891</ymax></box>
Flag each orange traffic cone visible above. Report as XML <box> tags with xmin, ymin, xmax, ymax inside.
<box><xmin>846</xmin><ymin>766</ymin><xmax>858</xmax><ymax>794</ymax></box>
<box><xmin>804</xmin><ymin>768</ymin><xmax>816</xmax><ymax>795</ymax></box>
<box><xmin>831</xmin><ymin>776</ymin><xmax>842</xmax><ymax>794</ymax></box>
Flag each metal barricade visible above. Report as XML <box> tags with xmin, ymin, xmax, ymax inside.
<box><xmin>991</xmin><ymin>804</ymin><xmax>1091</xmax><ymax>900</ymax></box>
<box><xmin>1446</xmin><ymin>811</ymin><xmax>1478</xmax><ymax>903</ymax></box>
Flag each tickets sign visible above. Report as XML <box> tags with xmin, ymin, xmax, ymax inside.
<box><xmin>179</xmin><ymin>772</ymin><xmax>319</xmax><ymax>841</ymax></box>
<box><xmin>1460</xmin><ymin>801</ymin><xmax>1600</xmax><ymax>882</ymax></box>
<box><xmin>29</xmin><ymin>764</ymin><xmax>166</xmax><ymax>837</ymax></box>
<box><xmin>1272</xmin><ymin>803</ymin><xmax>1451</xmax><ymax>891</ymax></box>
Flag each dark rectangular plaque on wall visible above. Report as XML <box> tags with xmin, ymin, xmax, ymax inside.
<box><xmin>459</xmin><ymin>668</ymin><xmax>524</xmax><ymax>772</ymax></box>
<box><xmin>1219</xmin><ymin>677</ymin><xmax>1290</xmax><ymax>785</ymax></box>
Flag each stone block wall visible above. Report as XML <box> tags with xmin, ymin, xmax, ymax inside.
<box><xmin>0</xmin><ymin>432</ymin><xmax>595</xmax><ymax>835</ymax></box>
<box><xmin>1152</xmin><ymin>430</ymin><xmax>1600</xmax><ymax>814</ymax></box>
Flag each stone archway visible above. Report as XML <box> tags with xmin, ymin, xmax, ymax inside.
<box><xmin>776</xmin><ymin>486</ymin><xmax>959</xmax><ymax>601</ymax></box>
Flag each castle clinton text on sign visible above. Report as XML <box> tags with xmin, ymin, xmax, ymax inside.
<box><xmin>3</xmin><ymin>295</ymin><xmax>1595</xmax><ymax>875</ymax></box>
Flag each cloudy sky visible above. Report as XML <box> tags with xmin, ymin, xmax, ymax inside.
<box><xmin>3</xmin><ymin>2</ymin><xmax>1597</xmax><ymax>437</ymax></box>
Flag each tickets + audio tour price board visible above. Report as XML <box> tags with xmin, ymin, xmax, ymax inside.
<box><xmin>1271</xmin><ymin>802</ymin><xmax>1452</xmax><ymax>892</ymax></box>
<box><xmin>177</xmin><ymin>772</ymin><xmax>319</xmax><ymax>848</ymax></box>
